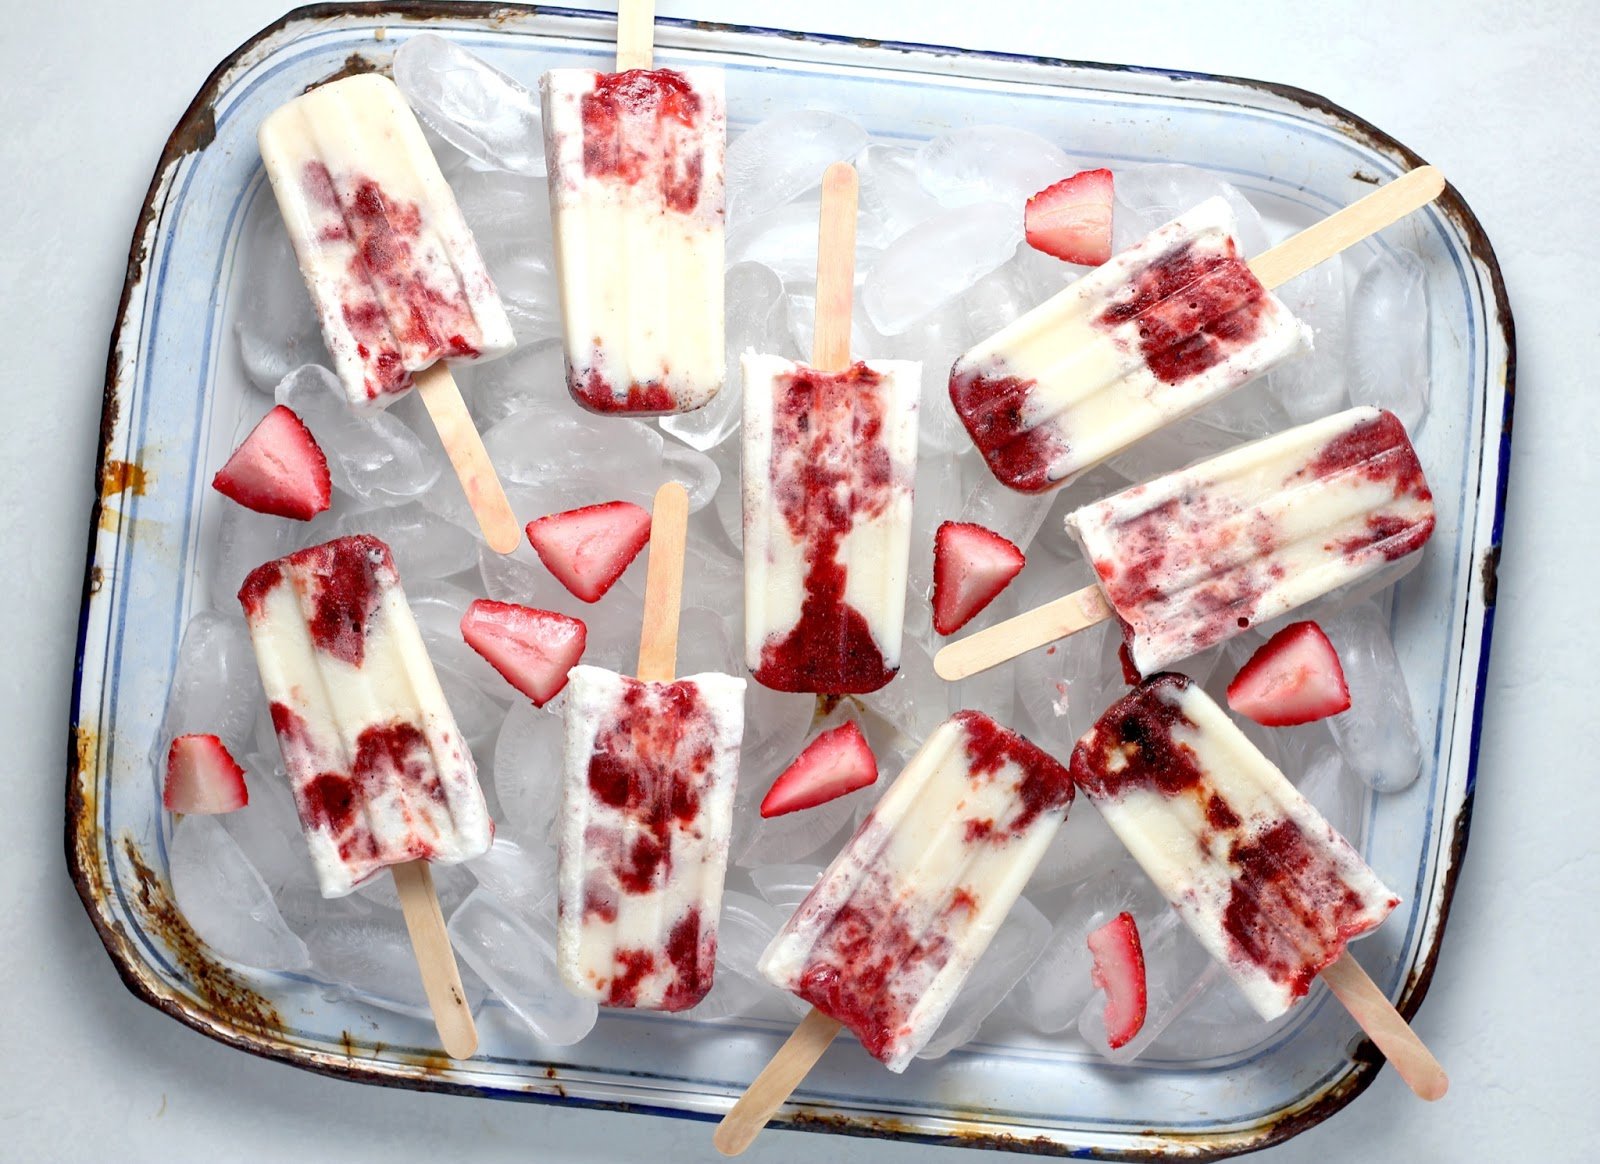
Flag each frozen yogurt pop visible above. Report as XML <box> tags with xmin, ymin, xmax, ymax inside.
<box><xmin>1071</xmin><ymin>673</ymin><xmax>1446</xmax><ymax>1099</ymax></box>
<box><xmin>258</xmin><ymin>73</ymin><xmax>521</xmax><ymax>552</ymax></box>
<box><xmin>950</xmin><ymin>167</ymin><xmax>1445</xmax><ymax>493</ymax></box>
<box><xmin>557</xmin><ymin>482</ymin><xmax>746</xmax><ymax>1010</ymax></box>
<box><xmin>935</xmin><ymin>406</ymin><xmax>1436</xmax><ymax>682</ymax></box>
<box><xmin>742</xmin><ymin>162</ymin><xmax>919</xmax><ymax>694</ymax></box>
<box><xmin>713</xmin><ymin>711</ymin><xmax>1072</xmax><ymax>1153</ymax></box>
<box><xmin>239</xmin><ymin>533</ymin><xmax>489</xmax><ymax>1057</ymax></box>
<box><xmin>541</xmin><ymin>0</ymin><xmax>726</xmax><ymax>414</ymax></box>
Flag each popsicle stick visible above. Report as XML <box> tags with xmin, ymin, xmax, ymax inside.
<box><xmin>812</xmin><ymin>162</ymin><xmax>859</xmax><ymax>372</ymax></box>
<box><xmin>714</xmin><ymin>1009</ymin><xmax>843</xmax><ymax>1156</ymax></box>
<box><xmin>413</xmin><ymin>363</ymin><xmax>521</xmax><ymax>555</ymax></box>
<box><xmin>1249</xmin><ymin>166</ymin><xmax>1445</xmax><ymax>289</ymax></box>
<box><xmin>635</xmin><ymin>480</ymin><xmax>690</xmax><ymax>682</ymax></box>
<box><xmin>392</xmin><ymin>860</ymin><xmax>478</xmax><ymax>1060</ymax></box>
<box><xmin>934</xmin><ymin>583</ymin><xmax>1113</xmax><ymax>681</ymax></box>
<box><xmin>1322</xmin><ymin>951</ymin><xmax>1448</xmax><ymax>1101</ymax></box>
<box><xmin>615</xmin><ymin>0</ymin><xmax>656</xmax><ymax>71</ymax></box>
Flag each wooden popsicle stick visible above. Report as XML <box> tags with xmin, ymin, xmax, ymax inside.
<box><xmin>711</xmin><ymin>169</ymin><xmax>863</xmax><ymax>1155</ymax></box>
<box><xmin>392</xmin><ymin>859</ymin><xmax>478</xmax><ymax>1060</ymax></box>
<box><xmin>1248</xmin><ymin>166</ymin><xmax>1445</xmax><ymax>290</ymax></box>
<box><xmin>934</xmin><ymin>582</ymin><xmax>1113</xmax><ymax>681</ymax></box>
<box><xmin>1321</xmin><ymin>950</ymin><xmax>1448</xmax><ymax>1101</ymax></box>
<box><xmin>615</xmin><ymin>0</ymin><xmax>656</xmax><ymax>71</ymax></box>
<box><xmin>413</xmin><ymin>363</ymin><xmax>521</xmax><ymax>555</ymax></box>
<box><xmin>714</xmin><ymin>1009</ymin><xmax>843</xmax><ymax>1156</ymax></box>
<box><xmin>635</xmin><ymin>480</ymin><xmax>690</xmax><ymax>682</ymax></box>
<box><xmin>812</xmin><ymin>162</ymin><xmax>859</xmax><ymax>373</ymax></box>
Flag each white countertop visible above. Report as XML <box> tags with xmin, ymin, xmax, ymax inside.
<box><xmin>3</xmin><ymin>1</ymin><xmax>1593</xmax><ymax>1160</ymax></box>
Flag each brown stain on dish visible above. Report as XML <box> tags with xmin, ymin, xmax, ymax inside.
<box><xmin>103</xmin><ymin>459</ymin><xmax>148</xmax><ymax>498</ymax></box>
<box><xmin>307</xmin><ymin>52</ymin><xmax>384</xmax><ymax>92</ymax></box>
<box><xmin>1480</xmin><ymin>544</ymin><xmax>1500</xmax><ymax>608</ymax></box>
<box><xmin>170</xmin><ymin>104</ymin><xmax>217</xmax><ymax>156</ymax></box>
<box><xmin>67</xmin><ymin>727</ymin><xmax>107</xmax><ymax>904</ymax></box>
<box><xmin>542</xmin><ymin>1065</ymin><xmax>567</xmax><ymax>1098</ymax></box>
<box><xmin>120</xmin><ymin>836</ymin><xmax>284</xmax><ymax>1037</ymax></box>
<box><xmin>89</xmin><ymin>565</ymin><xmax>104</xmax><ymax>595</ymax></box>
<box><xmin>1350</xmin><ymin>169</ymin><xmax>1381</xmax><ymax>185</ymax></box>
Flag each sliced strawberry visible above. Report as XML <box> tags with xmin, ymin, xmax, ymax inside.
<box><xmin>163</xmin><ymin>734</ymin><xmax>249</xmax><ymax>815</ymax></box>
<box><xmin>931</xmin><ymin>521</ymin><xmax>1026</xmax><ymax>635</ymax></box>
<box><xmin>760</xmin><ymin>722</ymin><xmax>878</xmax><ymax>818</ymax></box>
<box><xmin>211</xmin><ymin>405</ymin><xmax>332</xmax><ymax>520</ymax></box>
<box><xmin>525</xmin><ymin>500</ymin><xmax>652</xmax><ymax>603</ymax></box>
<box><xmin>461</xmin><ymin>599</ymin><xmax>587</xmax><ymax>706</ymax></box>
<box><xmin>1088</xmin><ymin>911</ymin><xmax>1147</xmax><ymax>1050</ymax></box>
<box><xmin>1025</xmin><ymin>168</ymin><xmax>1115</xmax><ymax>266</ymax></box>
<box><xmin>1227</xmin><ymin>621</ymin><xmax>1351</xmax><ymax>726</ymax></box>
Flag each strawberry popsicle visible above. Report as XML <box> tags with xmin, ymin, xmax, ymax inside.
<box><xmin>557</xmin><ymin>666</ymin><xmax>746</xmax><ymax>1010</ymax></box>
<box><xmin>556</xmin><ymin>482</ymin><xmax>747</xmax><ymax>1011</ymax></box>
<box><xmin>541</xmin><ymin>62</ymin><xmax>726</xmax><ymax>415</ymax></box>
<box><xmin>742</xmin><ymin>354</ymin><xmax>920</xmax><ymax>694</ymax></box>
<box><xmin>1069</xmin><ymin>673</ymin><xmax>1398</xmax><ymax>1020</ymax></box>
<box><xmin>951</xmin><ymin>167</ymin><xmax>1446</xmax><ymax>493</ymax></box>
<box><xmin>742</xmin><ymin>162</ymin><xmax>920</xmax><ymax>695</ymax></box>
<box><xmin>258</xmin><ymin>74</ymin><xmax>515</xmax><ymax>411</ymax></box>
<box><xmin>239</xmin><ymin>534</ymin><xmax>493</xmax><ymax>897</ymax></box>
<box><xmin>951</xmin><ymin>197</ymin><xmax>1309</xmax><ymax>493</ymax></box>
<box><xmin>758</xmin><ymin>711</ymin><xmax>1074</xmax><ymax>1071</ymax></box>
<box><xmin>935</xmin><ymin>407</ymin><xmax>1436</xmax><ymax>682</ymax></box>
<box><xmin>1068</xmin><ymin>406</ymin><xmax>1435</xmax><ymax>677</ymax></box>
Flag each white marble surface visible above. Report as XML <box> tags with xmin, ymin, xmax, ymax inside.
<box><xmin>2</xmin><ymin>1</ymin><xmax>1594</xmax><ymax>1160</ymax></box>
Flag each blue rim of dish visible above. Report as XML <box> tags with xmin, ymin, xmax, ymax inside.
<box><xmin>65</xmin><ymin>4</ymin><xmax>1514</xmax><ymax>1158</ymax></box>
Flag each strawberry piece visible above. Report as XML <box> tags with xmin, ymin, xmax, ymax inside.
<box><xmin>163</xmin><ymin>734</ymin><xmax>249</xmax><ymax>815</ymax></box>
<box><xmin>1087</xmin><ymin>911</ymin><xmax>1147</xmax><ymax>1050</ymax></box>
<box><xmin>931</xmin><ymin>521</ymin><xmax>1026</xmax><ymax>636</ymax></box>
<box><xmin>1025</xmin><ymin>169</ymin><xmax>1115</xmax><ymax>266</ymax></box>
<box><xmin>760</xmin><ymin>721</ymin><xmax>879</xmax><ymax>818</ymax></box>
<box><xmin>211</xmin><ymin>404</ymin><xmax>332</xmax><ymax>520</ymax></box>
<box><xmin>460</xmin><ymin>599</ymin><xmax>587</xmax><ymax>706</ymax></box>
<box><xmin>1226</xmin><ymin>621</ymin><xmax>1352</xmax><ymax>726</ymax></box>
<box><xmin>525</xmin><ymin>500</ymin><xmax>652</xmax><ymax>603</ymax></box>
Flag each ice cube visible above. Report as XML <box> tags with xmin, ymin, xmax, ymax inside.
<box><xmin>1347</xmin><ymin>248</ymin><xmax>1430</xmax><ymax>431</ymax></box>
<box><xmin>169</xmin><ymin>814</ymin><xmax>311</xmax><ymax>972</ymax></box>
<box><xmin>303</xmin><ymin>911</ymin><xmax>486</xmax><ymax>1022</ymax></box>
<box><xmin>918</xmin><ymin>896</ymin><xmax>1049</xmax><ymax>1059</ymax></box>
<box><xmin>493</xmin><ymin>700</ymin><xmax>566</xmax><ymax>846</ymax></box>
<box><xmin>466</xmin><ymin>834</ymin><xmax>559</xmax><ymax>920</ymax></box>
<box><xmin>749</xmin><ymin>863</ymin><xmax>823</xmax><ymax>914</ymax></box>
<box><xmin>915</xmin><ymin>126</ymin><xmax>1074</xmax><ymax>209</ymax></box>
<box><xmin>152</xmin><ymin>611</ymin><xmax>263</xmax><ymax>771</ymax></box>
<box><xmin>1013</xmin><ymin>864</ymin><xmax>1160</xmax><ymax>1033</ymax></box>
<box><xmin>447</xmin><ymin>890</ymin><xmax>596</xmax><ymax>1044</ymax></box>
<box><xmin>220</xmin><ymin>763</ymin><xmax>318</xmax><ymax>900</ymax></box>
<box><xmin>211</xmin><ymin>504</ymin><xmax>301</xmax><ymax>612</ymax></box>
<box><xmin>1265</xmin><ymin>256</ymin><xmax>1347</xmax><ymax>425</ymax></box>
<box><xmin>275</xmin><ymin>365</ymin><xmax>441</xmax><ymax>504</ymax></box>
<box><xmin>462</xmin><ymin>340</ymin><xmax>567</xmax><ymax>429</ymax></box>
<box><xmin>333</xmin><ymin>500</ymin><xmax>478</xmax><ymax>581</ymax></box>
<box><xmin>1323</xmin><ymin>602</ymin><xmax>1424</xmax><ymax>791</ymax></box>
<box><xmin>1077</xmin><ymin>910</ymin><xmax>1220</xmax><ymax>1063</ymax></box>
<box><xmin>856</xmin><ymin>143</ymin><xmax>942</xmax><ymax>241</ymax></box>
<box><xmin>862</xmin><ymin>203</ymin><xmax>1021</xmax><ymax>334</ymax></box>
<box><xmin>1113</xmin><ymin>163</ymin><xmax>1270</xmax><ymax>256</ymax></box>
<box><xmin>726</xmin><ymin>110</ymin><xmax>868</xmax><ymax>226</ymax></box>
<box><xmin>234</xmin><ymin>195</ymin><xmax>327</xmax><ymax>393</ymax></box>
<box><xmin>392</xmin><ymin>33</ymin><xmax>546</xmax><ymax>177</ymax></box>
